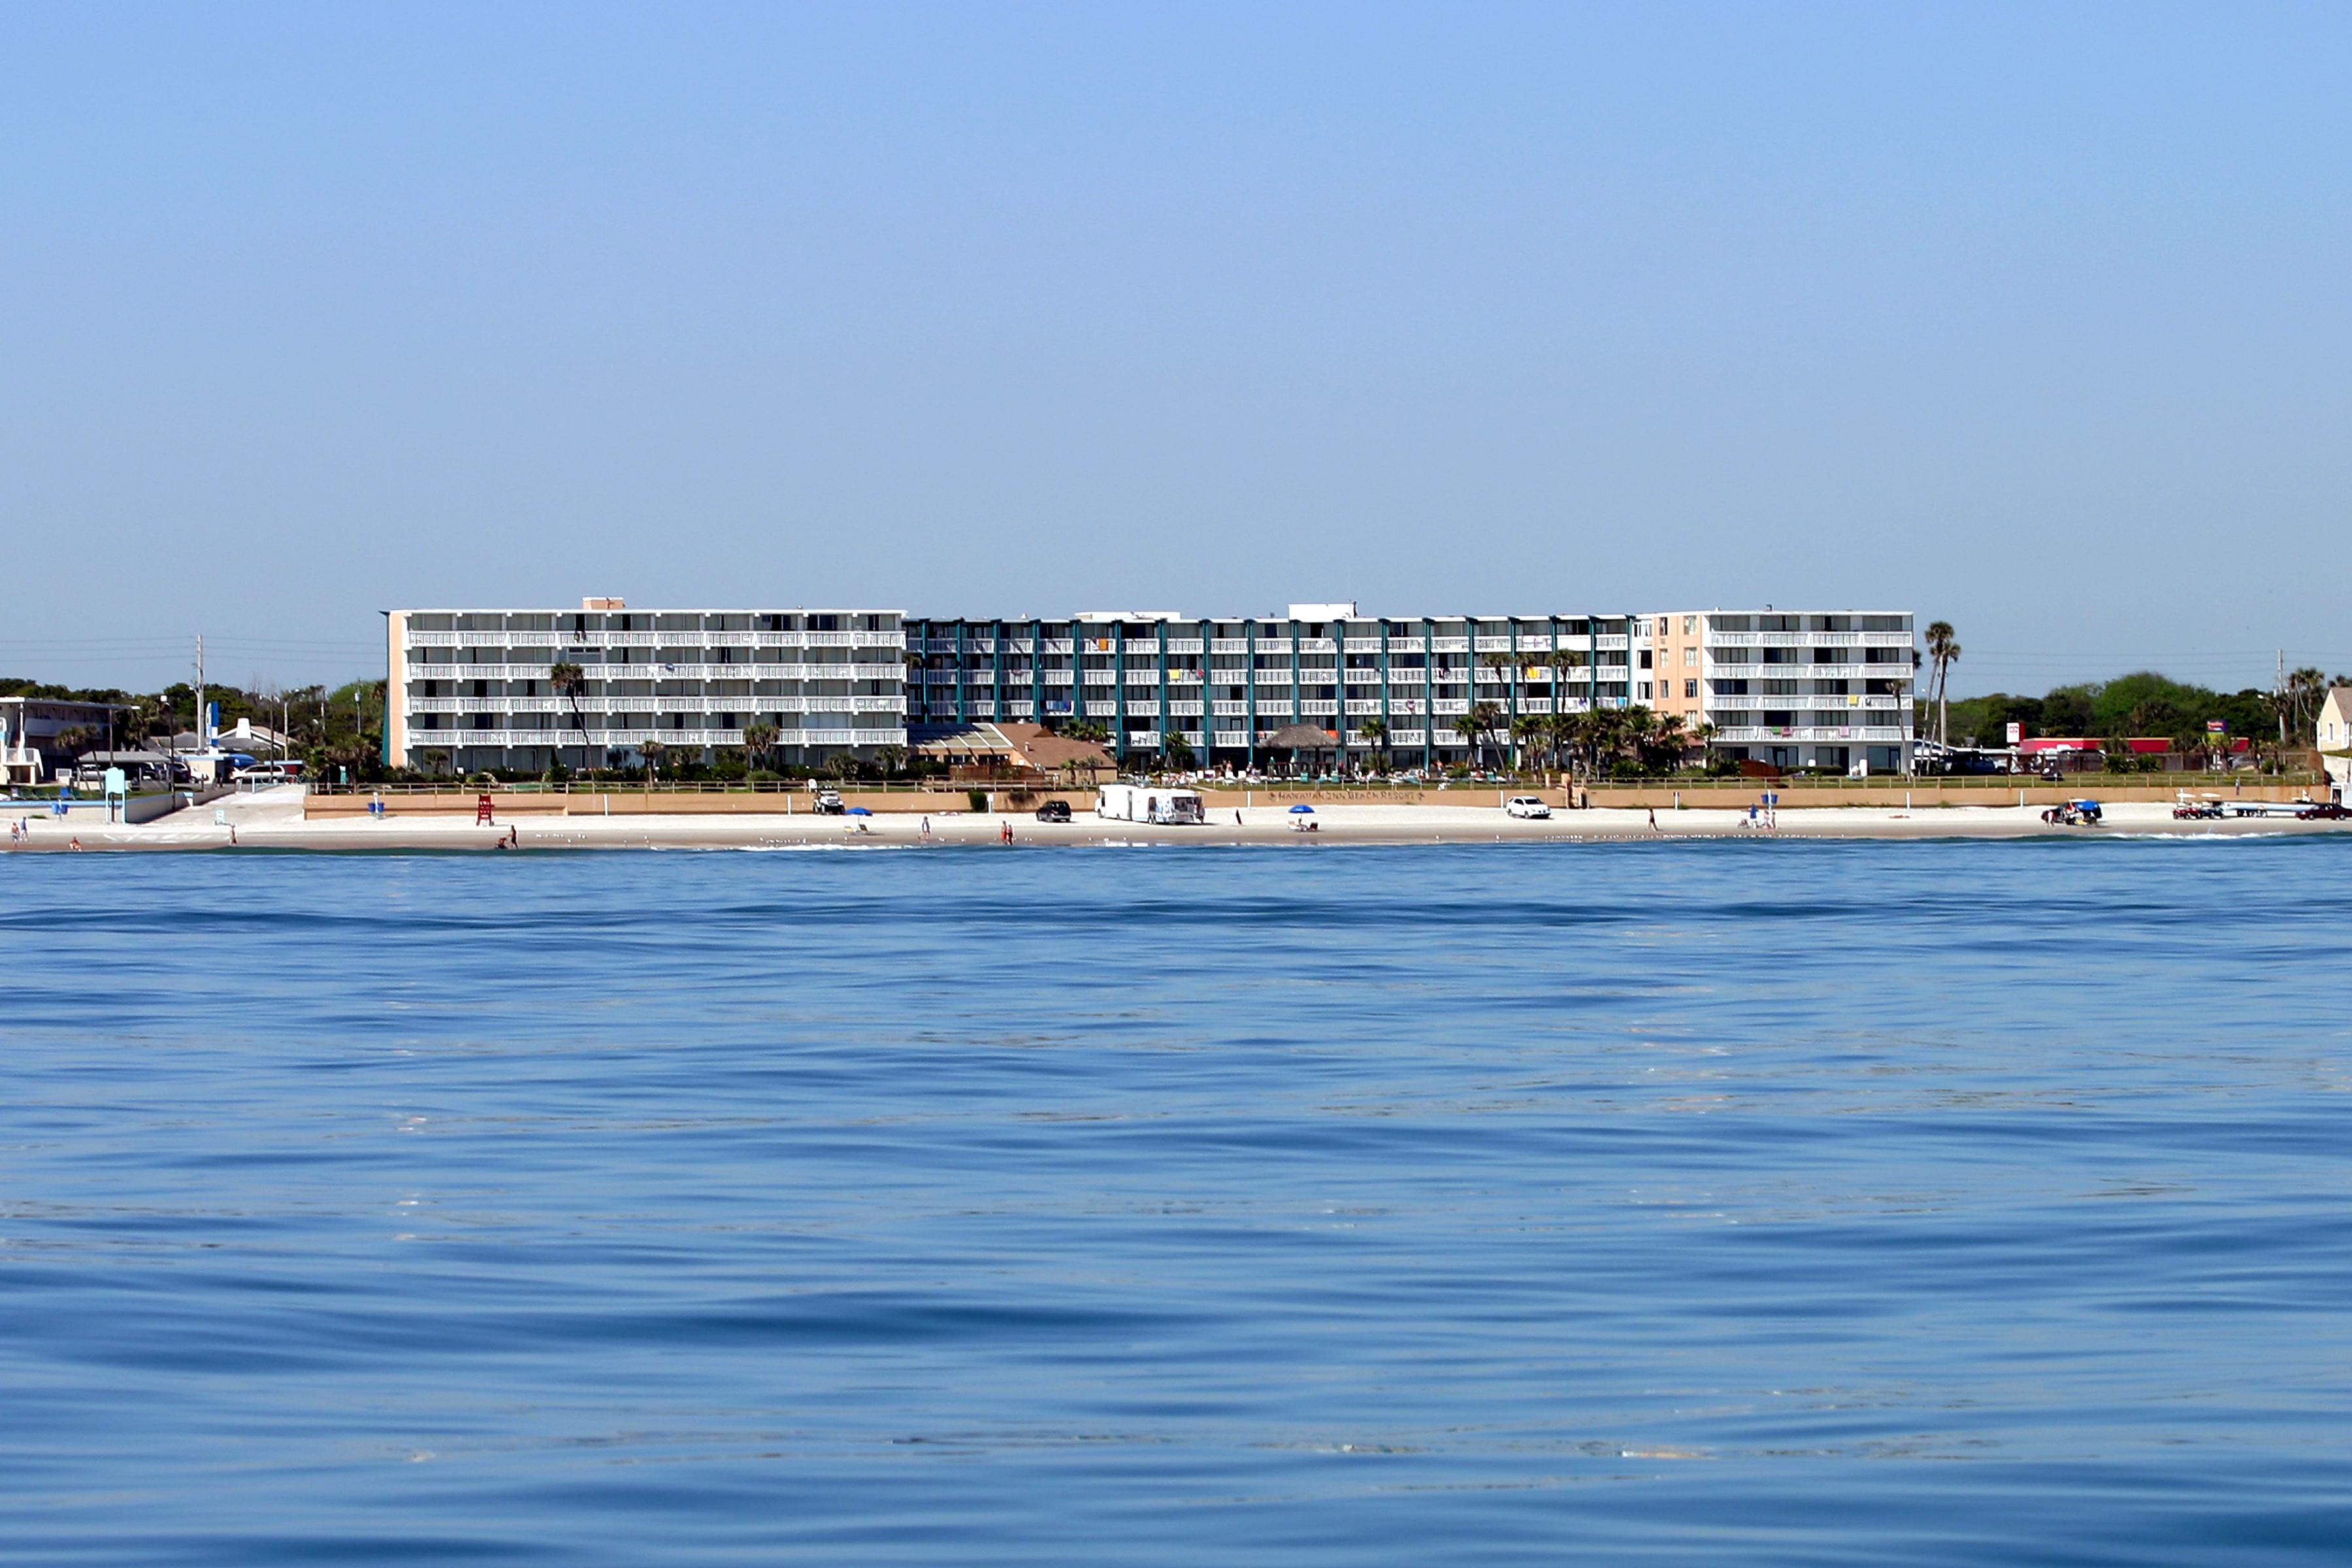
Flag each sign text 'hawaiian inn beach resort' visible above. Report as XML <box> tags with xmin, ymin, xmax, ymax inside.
<box><xmin>384</xmin><ymin>602</ymin><xmax>1918</xmax><ymax>775</ymax></box>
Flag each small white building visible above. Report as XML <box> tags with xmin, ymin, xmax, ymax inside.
<box><xmin>2319</xmin><ymin>687</ymin><xmax>2352</xmax><ymax>802</ymax></box>
<box><xmin>1</xmin><ymin>696</ymin><xmax>133</xmax><ymax>787</ymax></box>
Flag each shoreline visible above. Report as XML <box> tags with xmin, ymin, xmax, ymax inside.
<box><xmin>7</xmin><ymin>790</ymin><xmax>2346</xmax><ymax>853</ymax></box>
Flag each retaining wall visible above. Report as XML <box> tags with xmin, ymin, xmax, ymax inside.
<box><xmin>307</xmin><ymin>779</ymin><xmax>2315</xmax><ymax>820</ymax></box>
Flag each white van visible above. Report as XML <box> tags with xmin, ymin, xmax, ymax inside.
<box><xmin>1505</xmin><ymin>795</ymin><xmax>1552</xmax><ymax>819</ymax></box>
<box><xmin>1096</xmin><ymin>783</ymin><xmax>1206</xmax><ymax>825</ymax></box>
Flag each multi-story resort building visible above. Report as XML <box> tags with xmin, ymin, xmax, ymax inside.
<box><xmin>905</xmin><ymin>606</ymin><xmax>1917</xmax><ymax>775</ymax></box>
<box><xmin>382</xmin><ymin>598</ymin><xmax>1914</xmax><ymax>776</ymax></box>
<box><xmin>383</xmin><ymin>600</ymin><xmax>906</xmax><ymax>774</ymax></box>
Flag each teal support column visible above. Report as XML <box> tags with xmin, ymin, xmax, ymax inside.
<box><xmin>1291</xmin><ymin>620</ymin><xmax>1303</xmax><ymax>776</ymax></box>
<box><xmin>1112</xmin><ymin>625</ymin><xmax>1125</xmax><ymax>763</ymax></box>
<box><xmin>1244</xmin><ymin>619</ymin><xmax>1257</xmax><ymax>772</ymax></box>
<box><xmin>1411</xmin><ymin>615</ymin><xmax>1429</xmax><ymax>771</ymax></box>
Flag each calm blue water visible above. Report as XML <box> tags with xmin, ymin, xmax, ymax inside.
<box><xmin>7</xmin><ymin>839</ymin><xmax>2352</xmax><ymax>1565</ymax></box>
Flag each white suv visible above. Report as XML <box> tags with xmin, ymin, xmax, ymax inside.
<box><xmin>1505</xmin><ymin>795</ymin><xmax>1552</xmax><ymax>819</ymax></box>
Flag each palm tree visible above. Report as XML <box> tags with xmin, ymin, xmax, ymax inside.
<box><xmin>1479</xmin><ymin>651</ymin><xmax>1516</xmax><ymax>734</ymax></box>
<box><xmin>1509</xmin><ymin>713</ymin><xmax>1546</xmax><ymax>775</ymax></box>
<box><xmin>1686</xmin><ymin>721</ymin><xmax>1719</xmax><ymax>772</ymax></box>
<box><xmin>1542</xmin><ymin>711</ymin><xmax>1577</xmax><ymax>781</ymax></box>
<box><xmin>1462</xmin><ymin>700</ymin><xmax>1506</xmax><ymax>770</ymax></box>
<box><xmin>1923</xmin><ymin>621</ymin><xmax>1961</xmax><ymax>746</ymax></box>
<box><xmin>874</xmin><ymin>743</ymin><xmax>907</xmax><ymax>777</ymax></box>
<box><xmin>638</xmin><ymin>738</ymin><xmax>665</xmax><ymax>791</ymax></box>
<box><xmin>2285</xmin><ymin>666</ymin><xmax>2328</xmax><ymax>745</ymax></box>
<box><xmin>1581</xmin><ymin>706</ymin><xmax>1631</xmax><ymax>776</ymax></box>
<box><xmin>549</xmin><ymin>661</ymin><xmax>589</xmax><ymax>773</ymax></box>
<box><xmin>1643</xmin><ymin>710</ymin><xmax>1688</xmax><ymax>772</ymax></box>
<box><xmin>742</xmin><ymin>721</ymin><xmax>779</xmax><ymax>774</ymax></box>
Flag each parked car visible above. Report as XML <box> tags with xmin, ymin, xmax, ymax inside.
<box><xmin>1035</xmin><ymin>798</ymin><xmax>1072</xmax><ymax>823</ymax></box>
<box><xmin>2296</xmin><ymin>802</ymin><xmax>2349</xmax><ymax>821</ymax></box>
<box><xmin>1504</xmin><ymin>795</ymin><xmax>1552</xmax><ymax>819</ymax></box>
<box><xmin>812</xmin><ymin>788</ymin><xmax>845</xmax><ymax>815</ymax></box>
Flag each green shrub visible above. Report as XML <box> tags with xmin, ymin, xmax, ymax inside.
<box><xmin>968</xmin><ymin>788</ymin><xmax>989</xmax><ymax>813</ymax></box>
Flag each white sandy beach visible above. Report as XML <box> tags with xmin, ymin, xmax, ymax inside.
<box><xmin>6</xmin><ymin>786</ymin><xmax>2345</xmax><ymax>852</ymax></box>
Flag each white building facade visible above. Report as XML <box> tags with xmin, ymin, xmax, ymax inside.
<box><xmin>1675</xmin><ymin>610</ymin><xmax>1917</xmax><ymax>774</ymax></box>
<box><xmin>384</xmin><ymin>600</ymin><xmax>906</xmax><ymax>774</ymax></box>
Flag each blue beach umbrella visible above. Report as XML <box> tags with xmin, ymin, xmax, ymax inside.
<box><xmin>1288</xmin><ymin>804</ymin><xmax>1315</xmax><ymax>814</ymax></box>
<box><xmin>845</xmin><ymin>806</ymin><xmax>872</xmax><ymax>816</ymax></box>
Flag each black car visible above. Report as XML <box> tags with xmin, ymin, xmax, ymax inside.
<box><xmin>1035</xmin><ymin>799</ymin><xmax>1072</xmax><ymax>823</ymax></box>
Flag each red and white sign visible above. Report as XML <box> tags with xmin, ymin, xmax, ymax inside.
<box><xmin>2005</xmin><ymin>721</ymin><xmax>2023</xmax><ymax>744</ymax></box>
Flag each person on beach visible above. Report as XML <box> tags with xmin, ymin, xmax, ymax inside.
<box><xmin>1648</xmin><ymin>807</ymin><xmax>1658</xmax><ymax>831</ymax></box>
<box><xmin>920</xmin><ymin>817</ymin><xmax>932</xmax><ymax>840</ymax></box>
<box><xmin>1000</xmin><ymin>820</ymin><xmax>1013</xmax><ymax>844</ymax></box>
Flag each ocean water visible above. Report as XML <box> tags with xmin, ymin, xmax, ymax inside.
<box><xmin>6</xmin><ymin>838</ymin><xmax>2352</xmax><ymax>1565</ymax></box>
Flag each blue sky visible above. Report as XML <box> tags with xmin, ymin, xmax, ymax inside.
<box><xmin>3</xmin><ymin>3</ymin><xmax>2347</xmax><ymax>695</ymax></box>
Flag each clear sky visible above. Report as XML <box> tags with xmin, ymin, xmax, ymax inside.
<box><xmin>4</xmin><ymin>3</ymin><xmax>2347</xmax><ymax>696</ymax></box>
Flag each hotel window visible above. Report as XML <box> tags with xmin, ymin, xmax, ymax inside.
<box><xmin>1684</xmin><ymin>679</ymin><xmax>1699</xmax><ymax>698</ymax></box>
<box><xmin>1682</xmin><ymin>616</ymin><xmax>1697</xmax><ymax>634</ymax></box>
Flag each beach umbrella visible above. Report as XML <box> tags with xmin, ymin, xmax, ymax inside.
<box><xmin>1288</xmin><ymin>804</ymin><xmax>1315</xmax><ymax>814</ymax></box>
<box><xmin>845</xmin><ymin>806</ymin><xmax>872</xmax><ymax>815</ymax></box>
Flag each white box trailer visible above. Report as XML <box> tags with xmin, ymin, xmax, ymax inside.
<box><xmin>1095</xmin><ymin>783</ymin><xmax>1206</xmax><ymax>825</ymax></box>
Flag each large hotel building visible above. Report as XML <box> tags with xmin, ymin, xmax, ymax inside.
<box><xmin>383</xmin><ymin>602</ymin><xmax>907</xmax><ymax>775</ymax></box>
<box><xmin>385</xmin><ymin>600</ymin><xmax>1916</xmax><ymax>776</ymax></box>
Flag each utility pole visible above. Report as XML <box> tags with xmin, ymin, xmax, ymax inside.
<box><xmin>2279</xmin><ymin>649</ymin><xmax>2288</xmax><ymax>747</ymax></box>
<box><xmin>194</xmin><ymin>634</ymin><xmax>206</xmax><ymax>756</ymax></box>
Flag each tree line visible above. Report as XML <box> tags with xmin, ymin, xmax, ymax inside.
<box><xmin>1941</xmin><ymin>669</ymin><xmax>2342</xmax><ymax>755</ymax></box>
<box><xmin>2</xmin><ymin>676</ymin><xmax>390</xmax><ymax>781</ymax></box>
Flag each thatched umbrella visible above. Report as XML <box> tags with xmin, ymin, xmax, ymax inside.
<box><xmin>1264</xmin><ymin>721</ymin><xmax>1339</xmax><ymax>777</ymax></box>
